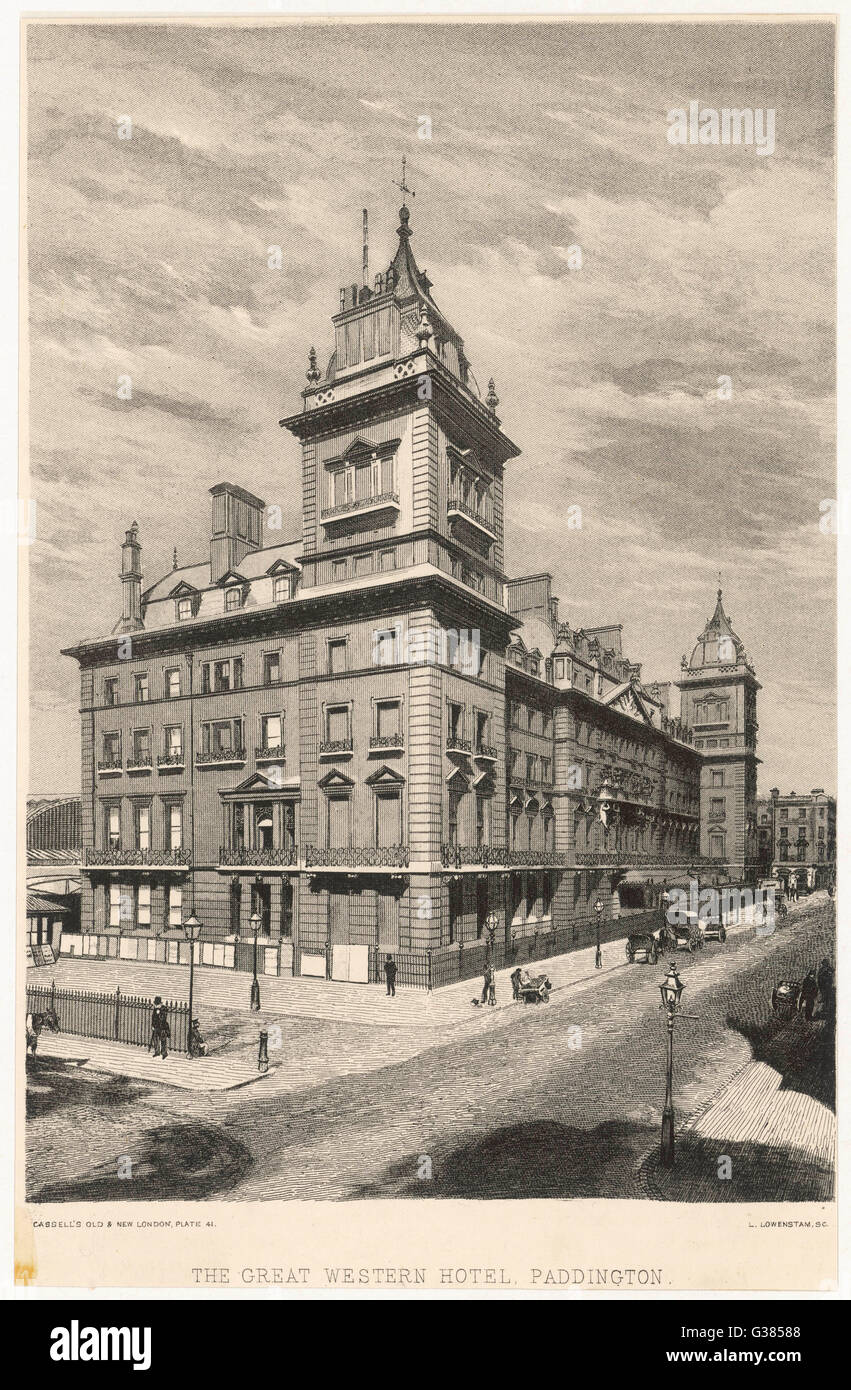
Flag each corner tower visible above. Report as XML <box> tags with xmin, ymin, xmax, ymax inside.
<box><xmin>678</xmin><ymin>589</ymin><xmax>760</xmax><ymax>879</ymax></box>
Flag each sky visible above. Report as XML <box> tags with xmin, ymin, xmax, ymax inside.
<box><xmin>25</xmin><ymin>17</ymin><xmax>836</xmax><ymax>797</ymax></box>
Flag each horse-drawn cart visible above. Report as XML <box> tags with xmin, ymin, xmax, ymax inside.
<box><xmin>625</xmin><ymin>931</ymin><xmax>659</xmax><ymax>965</ymax></box>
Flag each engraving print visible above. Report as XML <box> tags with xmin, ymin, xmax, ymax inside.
<box><xmin>24</xmin><ymin>18</ymin><xmax>836</xmax><ymax>1226</ymax></box>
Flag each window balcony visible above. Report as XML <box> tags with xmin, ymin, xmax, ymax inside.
<box><xmin>319</xmin><ymin>738</ymin><xmax>353</xmax><ymax>759</ymax></box>
<box><xmin>157</xmin><ymin>753</ymin><xmax>185</xmax><ymax>770</ymax></box>
<box><xmin>304</xmin><ymin>845</ymin><xmax>410</xmax><ymax>869</ymax></box>
<box><xmin>195</xmin><ymin>748</ymin><xmax>246</xmax><ymax>767</ymax></box>
<box><xmin>474</xmin><ymin>743</ymin><xmax>498</xmax><ymax>761</ymax></box>
<box><xmin>97</xmin><ymin>760</ymin><xmax>122</xmax><ymax>777</ymax></box>
<box><xmin>446</xmin><ymin>735</ymin><xmax>471</xmax><ymax>754</ymax></box>
<box><xmin>218</xmin><ymin>845</ymin><xmax>298</xmax><ymax>868</ymax></box>
<box><xmin>83</xmin><ymin>847</ymin><xmax>191</xmax><ymax>869</ymax></box>
<box><xmin>369</xmin><ymin>733</ymin><xmax>404</xmax><ymax>751</ymax></box>
<box><xmin>320</xmin><ymin>493</ymin><xmax>400</xmax><ymax>525</ymax></box>
<box><xmin>126</xmin><ymin>756</ymin><xmax>153</xmax><ymax>773</ymax></box>
<box><xmin>447</xmin><ymin>498</ymin><xmax>497</xmax><ymax>542</ymax></box>
<box><xmin>255</xmin><ymin>745</ymin><xmax>286</xmax><ymax>763</ymax></box>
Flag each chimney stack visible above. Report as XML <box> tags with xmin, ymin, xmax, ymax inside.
<box><xmin>209</xmin><ymin>483</ymin><xmax>265</xmax><ymax>582</ymax></box>
<box><xmin>116</xmin><ymin>521</ymin><xmax>143</xmax><ymax>633</ymax></box>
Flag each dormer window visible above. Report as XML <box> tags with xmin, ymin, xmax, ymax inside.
<box><xmin>177</xmin><ymin>597</ymin><xmax>192</xmax><ymax>621</ymax></box>
<box><xmin>225</xmin><ymin>586</ymin><xmax>242</xmax><ymax>612</ymax></box>
<box><xmin>273</xmin><ymin>574</ymin><xmax>291</xmax><ymax>602</ymax></box>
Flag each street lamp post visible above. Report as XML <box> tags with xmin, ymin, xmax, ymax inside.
<box><xmin>658</xmin><ymin>962</ymin><xmax>685</xmax><ymax>1167</ymax></box>
<box><xmin>593</xmin><ymin>898</ymin><xmax>604</xmax><ymax>969</ymax></box>
<box><xmin>182</xmin><ymin>913</ymin><xmax>202</xmax><ymax>1057</ymax></box>
<box><xmin>250</xmin><ymin>910</ymin><xmax>262</xmax><ymax>1012</ymax></box>
<box><xmin>484</xmin><ymin>910</ymin><xmax>499</xmax><ymax>966</ymax></box>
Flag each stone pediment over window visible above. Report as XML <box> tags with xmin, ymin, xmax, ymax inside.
<box><xmin>446</xmin><ymin>765</ymin><xmax>470</xmax><ymax>792</ymax></box>
<box><xmin>364</xmin><ymin>765</ymin><xmax>406</xmax><ymax>787</ymax></box>
<box><xmin>215</xmin><ymin>569</ymin><xmax>248</xmax><ymax>588</ymax></box>
<box><xmin>508</xmin><ymin>791</ymin><xmax>524</xmax><ymax>813</ymax></box>
<box><xmin>266</xmin><ymin>557</ymin><xmax>296</xmax><ymax>576</ymax></box>
<box><xmin>318</xmin><ymin>769</ymin><xmax>355</xmax><ymax>791</ymax></box>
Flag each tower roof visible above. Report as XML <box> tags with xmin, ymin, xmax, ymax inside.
<box><xmin>686</xmin><ymin>588</ymin><xmax>752</xmax><ymax>672</ymax></box>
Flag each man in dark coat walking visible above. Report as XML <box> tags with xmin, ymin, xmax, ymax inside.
<box><xmin>150</xmin><ymin>997</ymin><xmax>170</xmax><ymax>1058</ymax></box>
<box><xmin>384</xmin><ymin>954</ymin><xmax>397</xmax><ymax>997</ymax></box>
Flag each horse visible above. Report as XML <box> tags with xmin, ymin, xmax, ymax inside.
<box><xmin>25</xmin><ymin>1007</ymin><xmax>60</xmax><ymax>1056</ymax></box>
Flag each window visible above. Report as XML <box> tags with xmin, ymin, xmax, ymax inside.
<box><xmin>164</xmin><ymin>667</ymin><xmax>180</xmax><ymax>699</ymax></box>
<box><xmin>526</xmin><ymin>755</ymin><xmax>538</xmax><ymax>783</ymax></box>
<box><xmin>136</xmin><ymin>883</ymin><xmax>151</xmax><ymax>929</ymax></box>
<box><xmin>201</xmin><ymin>658</ymin><xmax>243</xmax><ymax>693</ymax></box>
<box><xmin>102</xmin><ymin>732</ymin><xmax>121</xmax><ymax>768</ymax></box>
<box><xmin>263</xmin><ymin>651</ymin><xmax>281</xmax><ymax>685</ymax></box>
<box><xmin>510</xmin><ymin>749</ymin><xmax>522</xmax><ymax>779</ymax></box>
<box><xmin>132</xmin><ymin>728</ymin><xmax>151</xmax><ymax>765</ymax></box>
<box><xmin>541</xmin><ymin>757</ymin><xmax>552</xmax><ymax>784</ymax></box>
<box><xmin>201</xmin><ymin>719</ymin><xmax>244</xmax><ymax>758</ymax></box>
<box><xmin>709</xmin><ymin>833</ymin><xmax>725</xmax><ymax>860</ymax></box>
<box><xmin>798</xmin><ymin>807</ymin><xmax>806</xmax><ymax>820</ymax></box>
<box><xmin>327</xmin><ymin>449</ymin><xmax>396</xmax><ymax>511</ymax></box>
<box><xmin>104</xmin><ymin>677</ymin><xmax>118</xmax><ymax>706</ymax></box>
<box><xmin>354</xmin><ymin>554</ymin><xmax>371</xmax><ymax>577</ymax></box>
<box><xmin>555</xmin><ymin>659</ymin><xmax>565</xmax><ymax>680</ymax></box>
<box><xmin>332</xmin><ymin>559</ymin><xmax>346</xmax><ymax>582</ymax></box>
<box><xmin>326</xmin><ymin>795</ymin><xmax>351</xmax><ymax>848</ymax></box>
<box><xmin>261</xmin><ymin>714</ymin><xmax>283</xmax><ymax>752</ymax></box>
<box><xmin>375</xmin><ymin>788</ymin><xmax>402</xmax><ymax>848</ymax></box>
<box><xmin>328</xmin><ymin>639</ymin><xmax>348</xmax><ymax>674</ymax></box>
<box><xmin>164</xmin><ymin>725</ymin><xmax>183</xmax><ymax>760</ymax></box>
<box><xmin>168</xmin><ymin>883</ymin><xmax>183</xmax><ymax>929</ymax></box>
<box><xmin>230</xmin><ymin>879</ymin><xmax>242</xmax><ymax>935</ymax></box>
<box><xmin>475</xmin><ymin>794</ymin><xmax>490</xmax><ymax>847</ymax></box>
<box><xmin>375</xmin><ymin>700</ymin><xmax>401</xmax><ymax>740</ymax></box>
<box><xmin>448</xmin><ymin>789</ymin><xmax>462</xmax><ymax>846</ymax></box>
<box><xmin>779</xmin><ymin>808</ymin><xmax>788</xmax><ymax>821</ymax></box>
<box><xmin>134</xmin><ymin>803</ymin><xmax>150</xmax><ymax>851</ymax></box>
<box><xmin>710</xmin><ymin>797</ymin><xmax>724</xmax><ymax>815</ymax></box>
<box><xmin>711</xmin><ymin>769</ymin><xmax>725</xmax><ymax>787</ymax></box>
<box><xmin>475</xmin><ymin>710</ymin><xmax>490</xmax><ymax>751</ymax></box>
<box><xmin>273</xmin><ymin>574</ymin><xmax>291</xmax><ymax>602</ymax></box>
<box><xmin>225</xmin><ymin>586</ymin><xmax>242</xmax><ymax>612</ymax></box>
<box><xmin>106</xmin><ymin>803</ymin><xmax>121</xmax><ymax>850</ymax></box>
<box><xmin>168</xmin><ymin>803</ymin><xmax>183</xmax><ymax>850</ymax></box>
<box><xmin>373</xmin><ymin>627</ymin><xmax>399</xmax><ymax>666</ymax></box>
<box><xmin>379</xmin><ymin>549</ymin><xmax>395</xmax><ymax>571</ymax></box>
<box><xmin>108</xmin><ymin>883</ymin><xmax>122</xmax><ymax>929</ymax></box>
<box><xmin>177</xmin><ymin>597</ymin><xmax>193</xmax><ymax>621</ymax></box>
<box><xmin>134</xmin><ymin>672</ymin><xmax>149</xmax><ymax>703</ymax></box>
<box><xmin>325</xmin><ymin>705</ymin><xmax>351</xmax><ymax>744</ymax></box>
<box><xmin>448</xmin><ymin>702</ymin><xmax>464</xmax><ymax>741</ymax></box>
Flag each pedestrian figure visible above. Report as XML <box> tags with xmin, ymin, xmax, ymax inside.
<box><xmin>481</xmin><ymin>963</ymin><xmax>496</xmax><ymax>1006</ymax></box>
<box><xmin>149</xmin><ymin>997</ymin><xmax>170</xmax><ymax>1059</ymax></box>
<box><xmin>817</xmin><ymin>958</ymin><xmax>835</xmax><ymax>1023</ymax></box>
<box><xmin>511</xmin><ymin>967</ymin><xmax>523</xmax><ymax>1001</ymax></box>
<box><xmin>799</xmin><ymin>968</ymin><xmax>818</xmax><ymax>1022</ymax></box>
<box><xmin>384</xmin><ymin>953</ymin><xmax>397</xmax><ymax>997</ymax></box>
<box><xmin>188</xmin><ymin>1017</ymin><xmax>207</xmax><ymax>1057</ymax></box>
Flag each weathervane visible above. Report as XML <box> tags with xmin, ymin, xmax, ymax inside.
<box><xmin>393</xmin><ymin>155</ymin><xmax>415</xmax><ymax>203</ymax></box>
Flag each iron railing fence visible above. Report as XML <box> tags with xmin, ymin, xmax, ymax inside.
<box><xmin>26</xmin><ymin>981</ymin><xmax>190</xmax><ymax>1052</ymax></box>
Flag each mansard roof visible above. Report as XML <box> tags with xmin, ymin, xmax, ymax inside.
<box><xmin>685</xmin><ymin>588</ymin><xmax>753</xmax><ymax>673</ymax></box>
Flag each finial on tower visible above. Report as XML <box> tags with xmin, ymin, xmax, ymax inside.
<box><xmin>393</xmin><ymin>154</ymin><xmax>416</xmax><ymax>207</ymax></box>
<box><xmin>486</xmin><ymin>378</ymin><xmax>500</xmax><ymax>412</ymax></box>
<box><xmin>173</xmin><ymin>546</ymin><xmax>178</xmax><ymax>571</ymax></box>
<box><xmin>306</xmin><ymin>346</ymin><xmax>321</xmax><ymax>384</ymax></box>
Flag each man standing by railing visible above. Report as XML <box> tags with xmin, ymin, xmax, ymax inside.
<box><xmin>149</xmin><ymin>996</ymin><xmax>170</xmax><ymax>1059</ymax></box>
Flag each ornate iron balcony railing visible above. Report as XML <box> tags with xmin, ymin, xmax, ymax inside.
<box><xmin>255</xmin><ymin>745</ymin><xmax>286</xmax><ymax>761</ymax></box>
<box><xmin>84</xmin><ymin>847</ymin><xmax>191</xmax><ymax>867</ymax></box>
<box><xmin>196</xmin><ymin>748</ymin><xmax>246</xmax><ymax>765</ymax></box>
<box><xmin>157</xmin><ymin>752</ymin><xmax>185</xmax><ymax>767</ymax></box>
<box><xmin>321</xmin><ymin>493</ymin><xmax>400</xmax><ymax>520</ymax></box>
<box><xmin>446</xmin><ymin>735</ymin><xmax>472</xmax><ymax>753</ymax></box>
<box><xmin>319</xmin><ymin>738</ymin><xmax>353</xmax><ymax>755</ymax></box>
<box><xmin>126</xmin><ymin>756</ymin><xmax>153</xmax><ymax>770</ymax></box>
<box><xmin>97</xmin><ymin>759</ymin><xmax>122</xmax><ymax>773</ymax></box>
<box><xmin>475</xmin><ymin>743</ymin><xmax>498</xmax><ymax>760</ymax></box>
<box><xmin>369</xmin><ymin>734</ymin><xmax>404</xmax><ymax>749</ymax></box>
<box><xmin>304</xmin><ymin>845</ymin><xmax>410</xmax><ymax>868</ymax></box>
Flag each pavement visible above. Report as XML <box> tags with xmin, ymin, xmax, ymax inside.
<box><xmin>29</xmin><ymin>1033</ymin><xmax>276</xmax><ymax>1091</ymax></box>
